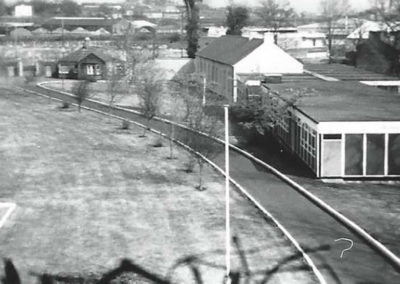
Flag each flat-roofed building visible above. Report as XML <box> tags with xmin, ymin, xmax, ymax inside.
<box><xmin>265</xmin><ymin>81</ymin><xmax>400</xmax><ymax>179</ymax></box>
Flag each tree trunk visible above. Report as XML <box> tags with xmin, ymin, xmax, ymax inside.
<box><xmin>198</xmin><ymin>162</ymin><xmax>203</xmax><ymax>190</ymax></box>
<box><xmin>169</xmin><ymin>123</ymin><xmax>175</xmax><ymax>159</ymax></box>
<box><xmin>142</xmin><ymin>118</ymin><xmax>151</xmax><ymax>136</ymax></box>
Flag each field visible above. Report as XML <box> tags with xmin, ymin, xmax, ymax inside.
<box><xmin>0</xmin><ymin>87</ymin><xmax>315</xmax><ymax>283</ymax></box>
<box><xmin>43</xmin><ymin>74</ymin><xmax>190</xmax><ymax>120</ymax></box>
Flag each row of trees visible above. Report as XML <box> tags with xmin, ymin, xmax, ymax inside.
<box><xmin>69</xmin><ymin>51</ymin><xmax>222</xmax><ymax>190</ymax></box>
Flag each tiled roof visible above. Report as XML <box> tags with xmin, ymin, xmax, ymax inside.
<box><xmin>59</xmin><ymin>46</ymin><xmax>114</xmax><ymax>63</ymax></box>
<box><xmin>44</xmin><ymin>17</ymin><xmax>113</xmax><ymax>28</ymax></box>
<box><xmin>196</xmin><ymin>35</ymin><xmax>264</xmax><ymax>65</ymax></box>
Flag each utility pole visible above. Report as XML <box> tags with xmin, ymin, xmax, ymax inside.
<box><xmin>61</xmin><ymin>17</ymin><xmax>65</xmax><ymax>48</ymax></box>
<box><xmin>224</xmin><ymin>105</ymin><xmax>231</xmax><ymax>284</ymax></box>
<box><xmin>202</xmin><ymin>74</ymin><xmax>206</xmax><ymax>106</ymax></box>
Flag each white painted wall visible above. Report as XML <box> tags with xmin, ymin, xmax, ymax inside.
<box><xmin>15</xmin><ymin>5</ymin><xmax>33</xmax><ymax>17</ymax></box>
<box><xmin>318</xmin><ymin>121</ymin><xmax>400</xmax><ymax>134</ymax></box>
<box><xmin>234</xmin><ymin>42</ymin><xmax>304</xmax><ymax>74</ymax></box>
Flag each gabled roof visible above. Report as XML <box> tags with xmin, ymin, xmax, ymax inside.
<box><xmin>52</xmin><ymin>27</ymin><xmax>70</xmax><ymax>33</ymax></box>
<box><xmin>71</xmin><ymin>27</ymin><xmax>89</xmax><ymax>33</ymax></box>
<box><xmin>196</xmin><ymin>35</ymin><xmax>264</xmax><ymax>65</ymax></box>
<box><xmin>59</xmin><ymin>46</ymin><xmax>114</xmax><ymax>63</ymax></box>
<box><xmin>93</xmin><ymin>28</ymin><xmax>110</xmax><ymax>35</ymax></box>
<box><xmin>32</xmin><ymin>27</ymin><xmax>50</xmax><ymax>34</ymax></box>
<box><xmin>347</xmin><ymin>21</ymin><xmax>400</xmax><ymax>39</ymax></box>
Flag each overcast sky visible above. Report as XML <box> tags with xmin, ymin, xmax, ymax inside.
<box><xmin>203</xmin><ymin>0</ymin><xmax>372</xmax><ymax>13</ymax></box>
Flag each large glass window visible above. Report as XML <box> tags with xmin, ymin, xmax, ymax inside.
<box><xmin>366</xmin><ymin>134</ymin><xmax>385</xmax><ymax>175</ymax></box>
<box><xmin>298</xmin><ymin>123</ymin><xmax>317</xmax><ymax>171</ymax></box>
<box><xmin>388</xmin><ymin>134</ymin><xmax>400</xmax><ymax>175</ymax></box>
<box><xmin>345</xmin><ymin>134</ymin><xmax>363</xmax><ymax>175</ymax></box>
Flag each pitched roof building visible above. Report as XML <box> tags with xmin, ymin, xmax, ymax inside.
<box><xmin>195</xmin><ymin>35</ymin><xmax>303</xmax><ymax>102</ymax></box>
<box><xmin>58</xmin><ymin>39</ymin><xmax>120</xmax><ymax>80</ymax></box>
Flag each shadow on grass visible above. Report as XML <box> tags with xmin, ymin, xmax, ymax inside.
<box><xmin>2</xmin><ymin>235</ymin><xmax>334</xmax><ymax>284</ymax></box>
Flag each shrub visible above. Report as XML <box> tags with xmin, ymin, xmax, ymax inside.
<box><xmin>121</xmin><ymin>119</ymin><xmax>130</xmax><ymax>130</ymax></box>
<box><xmin>24</xmin><ymin>73</ymin><xmax>35</xmax><ymax>85</ymax></box>
<box><xmin>60</xmin><ymin>102</ymin><xmax>70</xmax><ymax>109</ymax></box>
<box><xmin>183</xmin><ymin>156</ymin><xmax>196</xmax><ymax>173</ymax></box>
<box><xmin>86</xmin><ymin>76</ymin><xmax>97</xmax><ymax>83</ymax></box>
<box><xmin>152</xmin><ymin>138</ymin><xmax>163</xmax><ymax>148</ymax></box>
<box><xmin>168</xmin><ymin>33</ymin><xmax>181</xmax><ymax>43</ymax></box>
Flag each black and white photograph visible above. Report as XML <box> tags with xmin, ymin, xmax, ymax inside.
<box><xmin>0</xmin><ymin>0</ymin><xmax>399</xmax><ymax>283</ymax></box>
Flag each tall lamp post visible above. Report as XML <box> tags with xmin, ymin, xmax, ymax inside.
<box><xmin>201</xmin><ymin>74</ymin><xmax>206</xmax><ymax>106</ymax></box>
<box><xmin>224</xmin><ymin>104</ymin><xmax>231</xmax><ymax>284</ymax></box>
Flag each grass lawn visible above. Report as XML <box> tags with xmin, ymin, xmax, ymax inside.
<box><xmin>43</xmin><ymin>79</ymin><xmax>189</xmax><ymax>120</ymax></box>
<box><xmin>0</xmin><ymin>87</ymin><xmax>316</xmax><ymax>283</ymax></box>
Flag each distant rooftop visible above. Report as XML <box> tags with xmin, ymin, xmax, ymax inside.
<box><xmin>196</xmin><ymin>35</ymin><xmax>264</xmax><ymax>65</ymax></box>
<box><xmin>59</xmin><ymin>46</ymin><xmax>114</xmax><ymax>63</ymax></box>
<box><xmin>266</xmin><ymin>81</ymin><xmax>400</xmax><ymax>122</ymax></box>
<box><xmin>44</xmin><ymin>17</ymin><xmax>113</xmax><ymax>28</ymax></box>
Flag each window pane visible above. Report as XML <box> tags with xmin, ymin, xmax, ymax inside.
<box><xmin>366</xmin><ymin>134</ymin><xmax>385</xmax><ymax>175</ymax></box>
<box><xmin>345</xmin><ymin>134</ymin><xmax>363</xmax><ymax>175</ymax></box>
<box><xmin>389</xmin><ymin>134</ymin><xmax>400</xmax><ymax>175</ymax></box>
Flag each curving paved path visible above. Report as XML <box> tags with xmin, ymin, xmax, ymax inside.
<box><xmin>24</xmin><ymin>85</ymin><xmax>400</xmax><ymax>283</ymax></box>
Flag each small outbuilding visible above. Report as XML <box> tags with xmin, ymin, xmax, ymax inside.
<box><xmin>266</xmin><ymin>81</ymin><xmax>400</xmax><ymax>179</ymax></box>
<box><xmin>58</xmin><ymin>40</ymin><xmax>121</xmax><ymax>80</ymax></box>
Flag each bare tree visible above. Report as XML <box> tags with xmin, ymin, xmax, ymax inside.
<box><xmin>180</xmin><ymin>80</ymin><xmax>223</xmax><ymax>191</ymax></box>
<box><xmin>370</xmin><ymin>0</ymin><xmax>400</xmax><ymax>47</ymax></box>
<box><xmin>319</xmin><ymin>0</ymin><xmax>352</xmax><ymax>62</ymax></box>
<box><xmin>72</xmin><ymin>79</ymin><xmax>91</xmax><ymax>112</ymax></box>
<box><xmin>132</xmin><ymin>61</ymin><xmax>164</xmax><ymax>137</ymax></box>
<box><xmin>255</xmin><ymin>0</ymin><xmax>296</xmax><ymax>44</ymax></box>
<box><xmin>231</xmin><ymin>87</ymin><xmax>309</xmax><ymax>135</ymax></box>
<box><xmin>106</xmin><ymin>63</ymin><xmax>125</xmax><ymax>111</ymax></box>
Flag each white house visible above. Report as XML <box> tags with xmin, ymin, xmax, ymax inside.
<box><xmin>195</xmin><ymin>35</ymin><xmax>303</xmax><ymax>103</ymax></box>
<box><xmin>14</xmin><ymin>4</ymin><xmax>33</xmax><ymax>17</ymax></box>
<box><xmin>346</xmin><ymin>21</ymin><xmax>392</xmax><ymax>40</ymax></box>
<box><xmin>276</xmin><ymin>32</ymin><xmax>328</xmax><ymax>62</ymax></box>
<box><xmin>112</xmin><ymin>19</ymin><xmax>157</xmax><ymax>35</ymax></box>
<box><xmin>206</xmin><ymin>26</ymin><xmax>227</xmax><ymax>37</ymax></box>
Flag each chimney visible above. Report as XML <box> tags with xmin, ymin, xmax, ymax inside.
<box><xmin>83</xmin><ymin>37</ymin><xmax>90</xmax><ymax>49</ymax></box>
<box><xmin>263</xmin><ymin>32</ymin><xmax>275</xmax><ymax>44</ymax></box>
